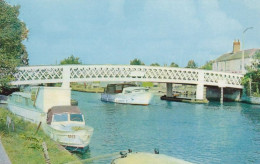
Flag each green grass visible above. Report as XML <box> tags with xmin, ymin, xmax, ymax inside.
<box><xmin>141</xmin><ymin>82</ymin><xmax>154</xmax><ymax>87</ymax></box>
<box><xmin>0</xmin><ymin>107</ymin><xmax>81</xmax><ymax>164</ymax></box>
<box><xmin>71</xmin><ymin>83</ymin><xmax>104</xmax><ymax>93</ymax></box>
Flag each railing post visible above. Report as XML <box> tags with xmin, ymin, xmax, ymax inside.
<box><xmin>62</xmin><ymin>66</ymin><xmax>70</xmax><ymax>88</ymax></box>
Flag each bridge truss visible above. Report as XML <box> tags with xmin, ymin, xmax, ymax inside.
<box><xmin>11</xmin><ymin>65</ymin><xmax>243</xmax><ymax>89</ymax></box>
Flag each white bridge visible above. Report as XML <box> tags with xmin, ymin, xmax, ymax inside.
<box><xmin>11</xmin><ymin>65</ymin><xmax>244</xmax><ymax>100</ymax></box>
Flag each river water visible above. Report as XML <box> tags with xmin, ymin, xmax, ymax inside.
<box><xmin>72</xmin><ymin>91</ymin><xmax>260</xmax><ymax>164</ymax></box>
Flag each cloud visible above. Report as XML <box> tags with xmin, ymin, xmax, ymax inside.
<box><xmin>108</xmin><ymin>0</ymin><xmax>125</xmax><ymax>19</ymax></box>
<box><xmin>243</xmin><ymin>0</ymin><xmax>260</xmax><ymax>10</ymax></box>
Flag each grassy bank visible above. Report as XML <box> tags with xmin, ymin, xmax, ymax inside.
<box><xmin>71</xmin><ymin>83</ymin><xmax>104</xmax><ymax>93</ymax></box>
<box><xmin>0</xmin><ymin>107</ymin><xmax>80</xmax><ymax>164</ymax></box>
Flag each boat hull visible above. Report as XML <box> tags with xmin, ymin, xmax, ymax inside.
<box><xmin>42</xmin><ymin>124</ymin><xmax>93</xmax><ymax>152</ymax></box>
<box><xmin>101</xmin><ymin>92</ymin><xmax>152</xmax><ymax>105</ymax></box>
<box><xmin>8</xmin><ymin>104</ymin><xmax>44</xmax><ymax>124</ymax></box>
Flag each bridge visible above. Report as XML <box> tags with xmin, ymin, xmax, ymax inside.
<box><xmin>11</xmin><ymin>65</ymin><xmax>244</xmax><ymax>101</ymax></box>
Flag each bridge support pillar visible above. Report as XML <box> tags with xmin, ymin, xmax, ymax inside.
<box><xmin>166</xmin><ymin>83</ymin><xmax>173</xmax><ymax>97</ymax></box>
<box><xmin>62</xmin><ymin>66</ymin><xmax>71</xmax><ymax>89</ymax></box>
<box><xmin>196</xmin><ymin>84</ymin><xmax>204</xmax><ymax>100</ymax></box>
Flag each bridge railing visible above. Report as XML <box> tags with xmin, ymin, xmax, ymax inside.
<box><xmin>11</xmin><ymin>65</ymin><xmax>244</xmax><ymax>89</ymax></box>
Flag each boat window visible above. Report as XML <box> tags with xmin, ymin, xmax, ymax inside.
<box><xmin>70</xmin><ymin>114</ymin><xmax>83</xmax><ymax>122</ymax></box>
<box><xmin>125</xmin><ymin>90</ymin><xmax>132</xmax><ymax>94</ymax></box>
<box><xmin>53</xmin><ymin>114</ymin><xmax>68</xmax><ymax>122</ymax></box>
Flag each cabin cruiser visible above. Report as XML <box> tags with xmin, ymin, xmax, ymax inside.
<box><xmin>7</xmin><ymin>87</ymin><xmax>93</xmax><ymax>152</ymax></box>
<box><xmin>42</xmin><ymin>106</ymin><xmax>93</xmax><ymax>151</ymax></box>
<box><xmin>101</xmin><ymin>83</ymin><xmax>153</xmax><ymax>105</ymax></box>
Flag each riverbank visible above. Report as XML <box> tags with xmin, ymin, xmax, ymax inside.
<box><xmin>0</xmin><ymin>107</ymin><xmax>81</xmax><ymax>164</ymax></box>
<box><xmin>71</xmin><ymin>83</ymin><xmax>104</xmax><ymax>93</ymax></box>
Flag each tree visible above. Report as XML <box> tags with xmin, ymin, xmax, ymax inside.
<box><xmin>150</xmin><ymin>63</ymin><xmax>160</xmax><ymax>66</ymax></box>
<box><xmin>201</xmin><ymin>60</ymin><xmax>213</xmax><ymax>70</ymax></box>
<box><xmin>60</xmin><ymin>55</ymin><xmax>82</xmax><ymax>65</ymax></box>
<box><xmin>0</xmin><ymin>1</ymin><xmax>29</xmax><ymax>92</ymax></box>
<box><xmin>250</xmin><ymin>50</ymin><xmax>260</xmax><ymax>70</ymax></box>
<box><xmin>130</xmin><ymin>58</ymin><xmax>145</xmax><ymax>65</ymax></box>
<box><xmin>186</xmin><ymin>60</ymin><xmax>197</xmax><ymax>68</ymax></box>
<box><xmin>170</xmin><ymin>62</ymin><xmax>179</xmax><ymax>67</ymax></box>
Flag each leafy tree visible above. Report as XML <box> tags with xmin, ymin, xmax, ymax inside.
<box><xmin>250</xmin><ymin>50</ymin><xmax>260</xmax><ymax>70</ymax></box>
<box><xmin>150</xmin><ymin>63</ymin><xmax>160</xmax><ymax>66</ymax></box>
<box><xmin>60</xmin><ymin>55</ymin><xmax>82</xmax><ymax>65</ymax></box>
<box><xmin>170</xmin><ymin>62</ymin><xmax>179</xmax><ymax>67</ymax></box>
<box><xmin>0</xmin><ymin>1</ymin><xmax>29</xmax><ymax>92</ymax></box>
<box><xmin>186</xmin><ymin>60</ymin><xmax>197</xmax><ymax>68</ymax></box>
<box><xmin>243</xmin><ymin>51</ymin><xmax>260</xmax><ymax>97</ymax></box>
<box><xmin>130</xmin><ymin>58</ymin><xmax>145</xmax><ymax>65</ymax></box>
<box><xmin>201</xmin><ymin>60</ymin><xmax>213</xmax><ymax>70</ymax></box>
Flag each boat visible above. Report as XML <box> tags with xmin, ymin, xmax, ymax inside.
<box><xmin>42</xmin><ymin>106</ymin><xmax>93</xmax><ymax>152</ymax></box>
<box><xmin>101</xmin><ymin>83</ymin><xmax>153</xmax><ymax>105</ymax></box>
<box><xmin>111</xmin><ymin>150</ymin><xmax>193</xmax><ymax>164</ymax></box>
<box><xmin>7</xmin><ymin>87</ymin><xmax>93</xmax><ymax>152</ymax></box>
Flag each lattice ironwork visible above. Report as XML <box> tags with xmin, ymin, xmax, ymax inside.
<box><xmin>11</xmin><ymin>65</ymin><xmax>243</xmax><ymax>88</ymax></box>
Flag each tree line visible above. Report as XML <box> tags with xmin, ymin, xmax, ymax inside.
<box><xmin>129</xmin><ymin>58</ymin><xmax>213</xmax><ymax>69</ymax></box>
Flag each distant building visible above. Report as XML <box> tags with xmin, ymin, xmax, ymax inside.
<box><xmin>213</xmin><ymin>40</ymin><xmax>260</xmax><ymax>74</ymax></box>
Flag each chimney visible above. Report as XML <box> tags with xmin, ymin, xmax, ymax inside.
<box><xmin>233</xmin><ymin>39</ymin><xmax>240</xmax><ymax>53</ymax></box>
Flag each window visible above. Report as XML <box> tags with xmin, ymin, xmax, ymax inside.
<box><xmin>53</xmin><ymin>114</ymin><xmax>68</xmax><ymax>122</ymax></box>
<box><xmin>70</xmin><ymin>114</ymin><xmax>83</xmax><ymax>122</ymax></box>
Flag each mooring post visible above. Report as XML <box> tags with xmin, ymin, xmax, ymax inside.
<box><xmin>35</xmin><ymin>122</ymin><xmax>42</xmax><ymax>135</ymax></box>
<box><xmin>220</xmin><ymin>87</ymin><xmax>224</xmax><ymax>104</ymax></box>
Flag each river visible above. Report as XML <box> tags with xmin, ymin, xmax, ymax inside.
<box><xmin>72</xmin><ymin>91</ymin><xmax>260</xmax><ymax>164</ymax></box>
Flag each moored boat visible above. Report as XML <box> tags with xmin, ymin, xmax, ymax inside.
<box><xmin>111</xmin><ymin>150</ymin><xmax>193</xmax><ymax>164</ymax></box>
<box><xmin>7</xmin><ymin>87</ymin><xmax>93</xmax><ymax>152</ymax></box>
<box><xmin>101</xmin><ymin>83</ymin><xmax>153</xmax><ymax>105</ymax></box>
<box><xmin>42</xmin><ymin>106</ymin><xmax>93</xmax><ymax>152</ymax></box>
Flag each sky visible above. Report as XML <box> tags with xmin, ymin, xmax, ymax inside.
<box><xmin>6</xmin><ymin>0</ymin><xmax>260</xmax><ymax>67</ymax></box>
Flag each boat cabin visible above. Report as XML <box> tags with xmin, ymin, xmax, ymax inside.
<box><xmin>8</xmin><ymin>92</ymin><xmax>35</xmax><ymax>109</ymax></box>
<box><xmin>47</xmin><ymin>106</ymin><xmax>85</xmax><ymax>125</ymax></box>
<box><xmin>122</xmin><ymin>87</ymin><xmax>149</xmax><ymax>94</ymax></box>
<box><xmin>105</xmin><ymin>83</ymin><xmax>137</xmax><ymax>94</ymax></box>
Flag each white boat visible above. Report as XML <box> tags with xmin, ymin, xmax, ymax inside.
<box><xmin>42</xmin><ymin>106</ymin><xmax>93</xmax><ymax>152</ymax></box>
<box><xmin>101</xmin><ymin>84</ymin><xmax>153</xmax><ymax>105</ymax></box>
<box><xmin>111</xmin><ymin>151</ymin><xmax>193</xmax><ymax>164</ymax></box>
<box><xmin>7</xmin><ymin>87</ymin><xmax>93</xmax><ymax>152</ymax></box>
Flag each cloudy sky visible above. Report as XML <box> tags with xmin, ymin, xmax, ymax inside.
<box><xmin>6</xmin><ymin>0</ymin><xmax>260</xmax><ymax>67</ymax></box>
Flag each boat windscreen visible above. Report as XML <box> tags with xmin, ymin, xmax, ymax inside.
<box><xmin>53</xmin><ymin>114</ymin><xmax>68</xmax><ymax>122</ymax></box>
<box><xmin>70</xmin><ymin>114</ymin><xmax>83</xmax><ymax>122</ymax></box>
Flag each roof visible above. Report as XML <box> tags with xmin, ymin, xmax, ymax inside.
<box><xmin>47</xmin><ymin>106</ymin><xmax>81</xmax><ymax>124</ymax></box>
<box><xmin>215</xmin><ymin>48</ymin><xmax>260</xmax><ymax>62</ymax></box>
<box><xmin>11</xmin><ymin>92</ymin><xmax>31</xmax><ymax>99</ymax></box>
<box><xmin>107</xmin><ymin>83</ymin><xmax>136</xmax><ymax>86</ymax></box>
<box><xmin>124</xmin><ymin>87</ymin><xmax>148</xmax><ymax>91</ymax></box>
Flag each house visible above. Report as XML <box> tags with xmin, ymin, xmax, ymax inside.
<box><xmin>212</xmin><ymin>40</ymin><xmax>260</xmax><ymax>74</ymax></box>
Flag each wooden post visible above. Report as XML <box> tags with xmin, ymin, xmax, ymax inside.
<box><xmin>249</xmin><ymin>79</ymin><xmax>252</xmax><ymax>96</ymax></box>
<box><xmin>42</xmin><ymin>142</ymin><xmax>51</xmax><ymax>164</ymax></box>
<box><xmin>35</xmin><ymin>122</ymin><xmax>42</xmax><ymax>135</ymax></box>
<box><xmin>220</xmin><ymin>87</ymin><xmax>224</xmax><ymax>104</ymax></box>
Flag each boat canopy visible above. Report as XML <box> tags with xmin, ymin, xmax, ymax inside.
<box><xmin>106</xmin><ymin>83</ymin><xmax>136</xmax><ymax>94</ymax></box>
<box><xmin>47</xmin><ymin>106</ymin><xmax>81</xmax><ymax>124</ymax></box>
